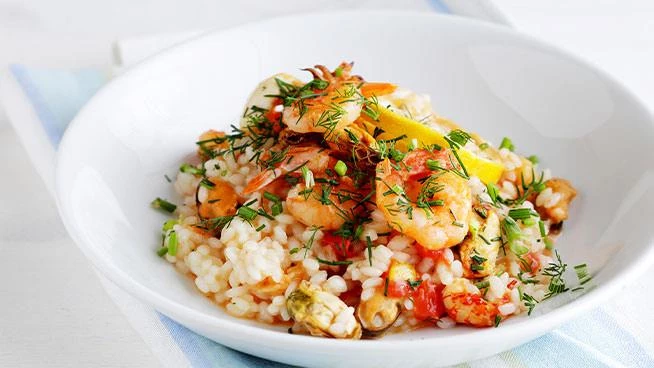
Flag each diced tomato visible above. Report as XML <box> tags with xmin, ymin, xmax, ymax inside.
<box><xmin>412</xmin><ymin>280</ymin><xmax>446</xmax><ymax>321</ymax></box>
<box><xmin>415</xmin><ymin>244</ymin><xmax>446</xmax><ymax>262</ymax></box>
<box><xmin>521</xmin><ymin>253</ymin><xmax>541</xmax><ymax>273</ymax></box>
<box><xmin>387</xmin><ymin>280</ymin><xmax>411</xmax><ymax>298</ymax></box>
<box><xmin>385</xmin><ymin>261</ymin><xmax>418</xmax><ymax>298</ymax></box>
<box><xmin>322</xmin><ymin>232</ymin><xmax>358</xmax><ymax>259</ymax></box>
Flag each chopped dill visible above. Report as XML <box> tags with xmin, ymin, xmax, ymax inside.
<box><xmin>542</xmin><ymin>250</ymin><xmax>569</xmax><ymax>299</ymax></box>
<box><xmin>316</xmin><ymin>257</ymin><xmax>353</xmax><ymax>266</ymax></box>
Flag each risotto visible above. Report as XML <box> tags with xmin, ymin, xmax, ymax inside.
<box><xmin>150</xmin><ymin>62</ymin><xmax>586</xmax><ymax>339</ymax></box>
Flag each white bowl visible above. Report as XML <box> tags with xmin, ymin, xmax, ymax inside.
<box><xmin>56</xmin><ymin>11</ymin><xmax>654</xmax><ymax>367</ymax></box>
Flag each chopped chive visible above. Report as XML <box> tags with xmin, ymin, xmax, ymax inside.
<box><xmin>574</xmin><ymin>263</ymin><xmax>592</xmax><ymax>285</ymax></box>
<box><xmin>263</xmin><ymin>191</ymin><xmax>281</xmax><ymax>203</ymax></box>
<box><xmin>180</xmin><ymin>163</ymin><xmax>205</xmax><ymax>176</ymax></box>
<box><xmin>162</xmin><ymin>219</ymin><xmax>177</xmax><ymax>232</ymax></box>
<box><xmin>407</xmin><ymin>279</ymin><xmax>422</xmax><ymax>288</ymax></box>
<box><xmin>499</xmin><ymin>137</ymin><xmax>514</xmax><ymax>151</ymax></box>
<box><xmin>366</xmin><ymin>236</ymin><xmax>373</xmax><ymax>267</ymax></box>
<box><xmin>471</xmin><ymin>264</ymin><xmax>484</xmax><ymax>271</ymax></box>
<box><xmin>475</xmin><ymin>280</ymin><xmax>490</xmax><ymax>289</ymax></box>
<box><xmin>538</xmin><ymin>220</ymin><xmax>547</xmax><ymax>237</ymax></box>
<box><xmin>164</xmin><ymin>174</ymin><xmax>172</xmax><ymax>183</ymax></box>
<box><xmin>486</xmin><ymin>183</ymin><xmax>500</xmax><ymax>204</ymax></box>
<box><xmin>255</xmin><ymin>224</ymin><xmax>266</xmax><ymax>232</ymax></box>
<box><xmin>167</xmin><ymin>231</ymin><xmax>178</xmax><ymax>256</ymax></box>
<box><xmin>479</xmin><ymin>142</ymin><xmax>489</xmax><ymax>150</ymax></box>
<box><xmin>428</xmin><ymin>199</ymin><xmax>445</xmax><ymax>206</ymax></box>
<box><xmin>289</xmin><ymin>247</ymin><xmax>300</xmax><ymax>255</ymax></box>
<box><xmin>502</xmin><ymin>217</ymin><xmax>521</xmax><ymax>241</ymax></box>
<box><xmin>151</xmin><ymin>197</ymin><xmax>177</xmax><ymax>213</ymax></box>
<box><xmin>508</xmin><ymin>208</ymin><xmax>539</xmax><ymax>220</ymax></box>
<box><xmin>157</xmin><ymin>247</ymin><xmax>169</xmax><ymax>257</ymax></box>
<box><xmin>503</xmin><ymin>217</ymin><xmax>528</xmax><ymax>255</ymax></box>
<box><xmin>527</xmin><ymin>155</ymin><xmax>539</xmax><ymax>165</ymax></box>
<box><xmin>522</xmin><ymin>218</ymin><xmax>536</xmax><ymax>226</ymax></box>
<box><xmin>334</xmin><ymin>160</ymin><xmax>348</xmax><ymax>176</ymax></box>
<box><xmin>446</xmin><ymin>129</ymin><xmax>471</xmax><ymax>148</ymax></box>
<box><xmin>510</xmin><ymin>242</ymin><xmax>529</xmax><ymax>256</ymax></box>
<box><xmin>199</xmin><ymin>178</ymin><xmax>215</xmax><ymax>189</ymax></box>
<box><xmin>301</xmin><ymin>166</ymin><xmax>315</xmax><ymax>188</ymax></box>
<box><xmin>271</xmin><ymin>202</ymin><xmax>283</xmax><ymax>216</ymax></box>
<box><xmin>533</xmin><ymin>181</ymin><xmax>547</xmax><ymax>193</ymax></box>
<box><xmin>316</xmin><ymin>257</ymin><xmax>353</xmax><ymax>266</ymax></box>
<box><xmin>452</xmin><ymin>221</ymin><xmax>464</xmax><ymax>228</ymax></box>
<box><xmin>478</xmin><ymin>233</ymin><xmax>491</xmax><ymax>245</ymax></box>
<box><xmin>237</xmin><ymin>206</ymin><xmax>258</xmax><ymax>221</ymax></box>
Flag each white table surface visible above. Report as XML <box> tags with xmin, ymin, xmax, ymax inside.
<box><xmin>1</xmin><ymin>1</ymin><xmax>654</xmax><ymax>367</ymax></box>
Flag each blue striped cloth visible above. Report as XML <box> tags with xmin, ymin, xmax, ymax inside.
<box><xmin>4</xmin><ymin>4</ymin><xmax>654</xmax><ymax>367</ymax></box>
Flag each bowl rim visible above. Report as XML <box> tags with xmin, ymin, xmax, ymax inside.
<box><xmin>55</xmin><ymin>9</ymin><xmax>654</xmax><ymax>352</ymax></box>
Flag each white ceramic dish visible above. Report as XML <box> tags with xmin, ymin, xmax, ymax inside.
<box><xmin>56</xmin><ymin>11</ymin><xmax>654</xmax><ymax>367</ymax></box>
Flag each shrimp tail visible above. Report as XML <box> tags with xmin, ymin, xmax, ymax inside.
<box><xmin>243</xmin><ymin>168</ymin><xmax>282</xmax><ymax>194</ymax></box>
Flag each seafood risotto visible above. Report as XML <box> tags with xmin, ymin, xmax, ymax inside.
<box><xmin>151</xmin><ymin>62</ymin><xmax>588</xmax><ymax>339</ymax></box>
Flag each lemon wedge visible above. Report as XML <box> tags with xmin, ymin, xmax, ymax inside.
<box><xmin>361</xmin><ymin>106</ymin><xmax>504</xmax><ymax>184</ymax></box>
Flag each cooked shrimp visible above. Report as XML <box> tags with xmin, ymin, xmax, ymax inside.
<box><xmin>442</xmin><ymin>278</ymin><xmax>501</xmax><ymax>327</ymax></box>
<box><xmin>197</xmin><ymin>130</ymin><xmax>228</xmax><ymax>158</ymax></box>
<box><xmin>240</xmin><ymin>73</ymin><xmax>303</xmax><ymax>128</ymax></box>
<box><xmin>534</xmin><ymin>178</ymin><xmax>577</xmax><ymax>224</ymax></box>
<box><xmin>196</xmin><ymin>178</ymin><xmax>238</xmax><ymax>219</ymax></box>
<box><xmin>283</xmin><ymin>62</ymin><xmax>363</xmax><ymax>135</ymax></box>
<box><xmin>243</xmin><ymin>146</ymin><xmax>334</xmax><ymax>194</ymax></box>
<box><xmin>375</xmin><ymin>149</ymin><xmax>472</xmax><ymax>250</ymax></box>
<box><xmin>286</xmin><ymin>182</ymin><xmax>359</xmax><ymax>230</ymax></box>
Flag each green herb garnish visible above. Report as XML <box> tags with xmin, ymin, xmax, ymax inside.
<box><xmin>542</xmin><ymin>250</ymin><xmax>569</xmax><ymax>299</ymax></box>
<box><xmin>508</xmin><ymin>208</ymin><xmax>539</xmax><ymax>221</ymax></box>
<box><xmin>499</xmin><ymin>137</ymin><xmax>514</xmax><ymax>151</ymax></box>
<box><xmin>180</xmin><ymin>163</ymin><xmax>205</xmax><ymax>176</ymax></box>
<box><xmin>334</xmin><ymin>160</ymin><xmax>348</xmax><ymax>176</ymax></box>
<box><xmin>316</xmin><ymin>257</ymin><xmax>353</xmax><ymax>266</ymax></box>
<box><xmin>167</xmin><ymin>231</ymin><xmax>178</xmax><ymax>256</ymax></box>
<box><xmin>574</xmin><ymin>263</ymin><xmax>592</xmax><ymax>285</ymax></box>
<box><xmin>366</xmin><ymin>236</ymin><xmax>373</xmax><ymax>266</ymax></box>
<box><xmin>151</xmin><ymin>197</ymin><xmax>177</xmax><ymax>213</ymax></box>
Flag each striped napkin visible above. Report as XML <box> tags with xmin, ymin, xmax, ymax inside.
<box><xmin>2</xmin><ymin>2</ymin><xmax>653</xmax><ymax>367</ymax></box>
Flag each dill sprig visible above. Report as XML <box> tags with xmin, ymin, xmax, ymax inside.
<box><xmin>542</xmin><ymin>250</ymin><xmax>569</xmax><ymax>299</ymax></box>
<box><xmin>520</xmin><ymin>289</ymin><xmax>539</xmax><ymax>315</ymax></box>
<box><xmin>443</xmin><ymin>130</ymin><xmax>471</xmax><ymax>180</ymax></box>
